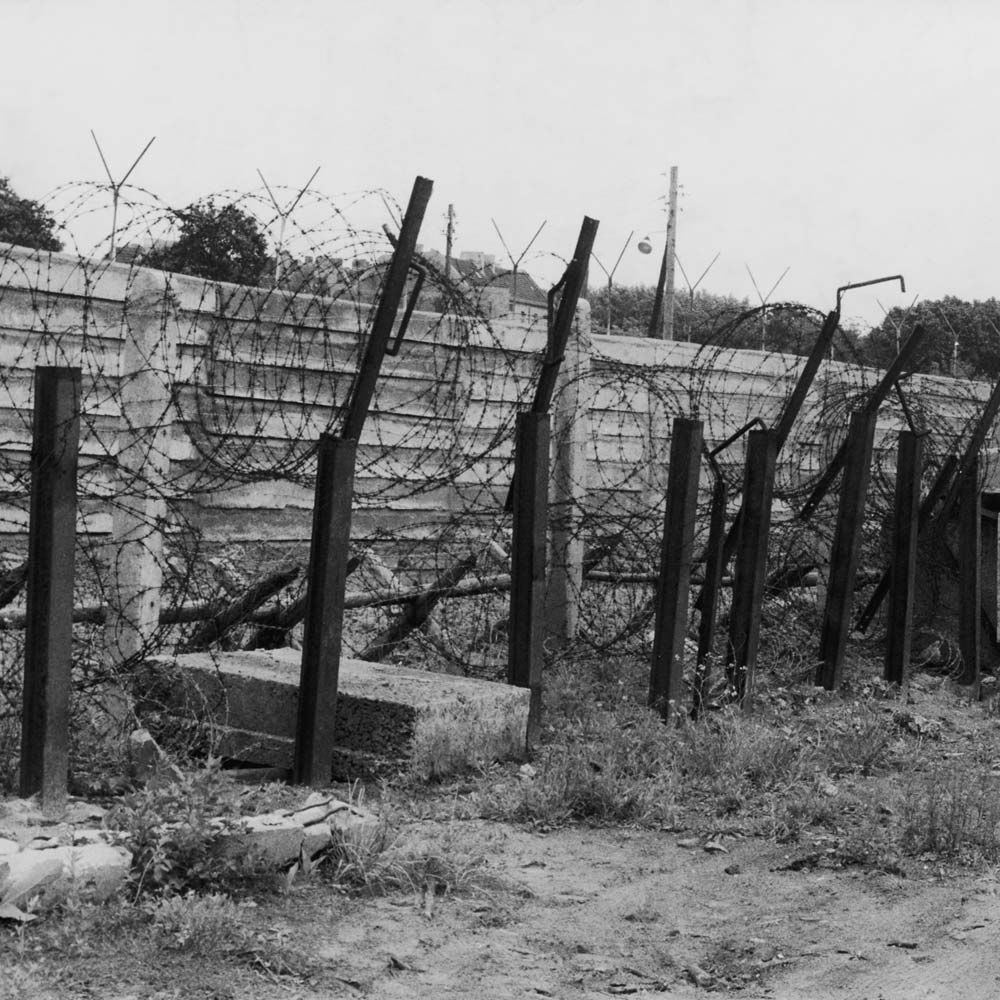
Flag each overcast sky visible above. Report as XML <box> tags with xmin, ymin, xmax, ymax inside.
<box><xmin>3</xmin><ymin>0</ymin><xmax>998</xmax><ymax>329</ymax></box>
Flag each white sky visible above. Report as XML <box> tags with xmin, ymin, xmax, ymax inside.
<box><xmin>3</xmin><ymin>0</ymin><xmax>999</xmax><ymax>329</ymax></box>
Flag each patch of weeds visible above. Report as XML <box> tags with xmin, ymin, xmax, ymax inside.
<box><xmin>820</xmin><ymin>704</ymin><xmax>896</xmax><ymax>776</ymax></box>
<box><xmin>768</xmin><ymin>788</ymin><xmax>843</xmax><ymax>843</ymax></box>
<box><xmin>674</xmin><ymin>709</ymin><xmax>814</xmax><ymax>798</ymax></box>
<box><xmin>896</xmin><ymin>763</ymin><xmax>1000</xmax><ymax>862</ymax></box>
<box><xmin>480</xmin><ymin>699</ymin><xmax>681</xmax><ymax>827</ymax></box>
<box><xmin>106</xmin><ymin>762</ymin><xmax>270</xmax><ymax>897</ymax></box>
<box><xmin>320</xmin><ymin>818</ymin><xmax>497</xmax><ymax>900</ymax></box>
<box><xmin>145</xmin><ymin>892</ymin><xmax>254</xmax><ymax>955</ymax></box>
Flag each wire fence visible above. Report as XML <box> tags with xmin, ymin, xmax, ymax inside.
<box><xmin>0</xmin><ymin>181</ymin><xmax>997</xmax><ymax>777</ymax></box>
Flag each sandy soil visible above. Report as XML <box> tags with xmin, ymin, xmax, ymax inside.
<box><xmin>240</xmin><ymin>818</ymin><xmax>1000</xmax><ymax>1000</ymax></box>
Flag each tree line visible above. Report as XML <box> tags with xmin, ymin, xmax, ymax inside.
<box><xmin>4</xmin><ymin>174</ymin><xmax>1000</xmax><ymax>380</ymax></box>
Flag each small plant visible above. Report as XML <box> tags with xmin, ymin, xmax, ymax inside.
<box><xmin>896</xmin><ymin>763</ymin><xmax>1000</xmax><ymax>861</ymax></box>
<box><xmin>145</xmin><ymin>891</ymin><xmax>255</xmax><ymax>955</ymax></box>
<box><xmin>106</xmin><ymin>762</ymin><xmax>265</xmax><ymax>897</ymax></box>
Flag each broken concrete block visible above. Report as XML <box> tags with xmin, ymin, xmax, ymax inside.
<box><xmin>139</xmin><ymin>649</ymin><xmax>531</xmax><ymax>780</ymax></box>
<box><xmin>129</xmin><ymin>729</ymin><xmax>184</xmax><ymax>788</ymax></box>
<box><xmin>0</xmin><ymin>842</ymin><xmax>132</xmax><ymax>909</ymax></box>
<box><xmin>219</xmin><ymin>813</ymin><xmax>308</xmax><ymax>866</ymax></box>
<box><xmin>1</xmin><ymin>850</ymin><xmax>66</xmax><ymax>907</ymax></box>
<box><xmin>67</xmin><ymin>844</ymin><xmax>132</xmax><ymax>899</ymax></box>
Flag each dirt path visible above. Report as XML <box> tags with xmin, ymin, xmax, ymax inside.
<box><xmin>282</xmin><ymin>821</ymin><xmax>1000</xmax><ymax>999</ymax></box>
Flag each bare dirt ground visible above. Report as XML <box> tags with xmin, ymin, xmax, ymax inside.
<box><xmin>274</xmin><ymin>822</ymin><xmax>1000</xmax><ymax>1000</ymax></box>
<box><xmin>7</xmin><ymin>668</ymin><xmax>1000</xmax><ymax>999</ymax></box>
<box><xmin>8</xmin><ymin>817</ymin><xmax>1000</xmax><ymax>1000</ymax></box>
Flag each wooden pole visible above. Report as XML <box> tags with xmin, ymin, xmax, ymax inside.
<box><xmin>293</xmin><ymin>434</ymin><xmax>356</xmax><ymax>786</ymax></box>
<box><xmin>649</xmin><ymin>417</ymin><xmax>702</xmax><ymax>719</ymax></box>
<box><xmin>726</xmin><ymin>429</ymin><xmax>776</xmax><ymax>707</ymax></box>
<box><xmin>20</xmin><ymin>366</ymin><xmax>81</xmax><ymax>811</ymax></box>
<box><xmin>884</xmin><ymin>431</ymin><xmax>923</xmax><ymax>685</ymax></box>
<box><xmin>816</xmin><ymin>409</ymin><xmax>878</xmax><ymax>689</ymax></box>
<box><xmin>508</xmin><ymin>411</ymin><xmax>550</xmax><ymax>748</ymax></box>
<box><xmin>957</xmin><ymin>457</ymin><xmax>981</xmax><ymax>688</ymax></box>
<box><xmin>662</xmin><ymin>166</ymin><xmax>679</xmax><ymax>341</ymax></box>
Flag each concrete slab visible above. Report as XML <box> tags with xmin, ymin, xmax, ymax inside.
<box><xmin>139</xmin><ymin>650</ymin><xmax>529</xmax><ymax>781</ymax></box>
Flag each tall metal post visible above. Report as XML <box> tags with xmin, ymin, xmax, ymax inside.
<box><xmin>727</xmin><ymin>429</ymin><xmax>776</xmax><ymax>707</ymax></box>
<box><xmin>649</xmin><ymin>417</ymin><xmax>702</xmax><ymax>719</ymax></box>
<box><xmin>508</xmin><ymin>411</ymin><xmax>550</xmax><ymax>748</ymax></box>
<box><xmin>292</xmin><ymin>435</ymin><xmax>357</xmax><ymax>785</ymax></box>
<box><xmin>884</xmin><ymin>430</ymin><xmax>923</xmax><ymax>684</ymax></box>
<box><xmin>293</xmin><ymin>176</ymin><xmax>432</xmax><ymax>786</ymax></box>
<box><xmin>957</xmin><ymin>458</ymin><xmax>981</xmax><ymax>688</ymax></box>
<box><xmin>20</xmin><ymin>366</ymin><xmax>81</xmax><ymax>811</ymax></box>
<box><xmin>816</xmin><ymin>409</ymin><xmax>879</xmax><ymax>689</ymax></box>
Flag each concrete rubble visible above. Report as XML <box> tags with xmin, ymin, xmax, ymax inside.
<box><xmin>0</xmin><ymin>797</ymin><xmax>130</xmax><ymax>919</ymax></box>
<box><xmin>216</xmin><ymin>790</ymin><xmax>378</xmax><ymax>865</ymax></box>
<box><xmin>0</xmin><ymin>782</ymin><xmax>377</xmax><ymax>918</ymax></box>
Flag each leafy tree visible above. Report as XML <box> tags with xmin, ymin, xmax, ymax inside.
<box><xmin>861</xmin><ymin>297</ymin><xmax>1000</xmax><ymax>379</ymax></box>
<box><xmin>589</xmin><ymin>282</ymin><xmax>863</xmax><ymax>360</ymax></box>
<box><xmin>150</xmin><ymin>199</ymin><xmax>269</xmax><ymax>286</ymax></box>
<box><xmin>589</xmin><ymin>283</ymin><xmax>750</xmax><ymax>340</ymax></box>
<box><xmin>0</xmin><ymin>176</ymin><xmax>63</xmax><ymax>251</ymax></box>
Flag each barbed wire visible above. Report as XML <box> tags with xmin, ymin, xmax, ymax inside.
<box><xmin>0</xmin><ymin>181</ymin><xmax>996</xmax><ymax>776</ymax></box>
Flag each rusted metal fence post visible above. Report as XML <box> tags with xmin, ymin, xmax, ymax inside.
<box><xmin>884</xmin><ymin>430</ymin><xmax>923</xmax><ymax>685</ymax></box>
<box><xmin>293</xmin><ymin>175</ymin><xmax>433</xmax><ymax>787</ymax></box>
<box><xmin>817</xmin><ymin>409</ymin><xmax>878</xmax><ymax>690</ymax></box>
<box><xmin>727</xmin><ymin>429</ymin><xmax>776</xmax><ymax>707</ymax></box>
<box><xmin>693</xmin><ymin>474</ymin><xmax>727</xmax><ymax>716</ymax></box>
<box><xmin>20</xmin><ymin>366</ymin><xmax>81</xmax><ymax>811</ymax></box>
<box><xmin>293</xmin><ymin>434</ymin><xmax>356</xmax><ymax>785</ymax></box>
<box><xmin>508</xmin><ymin>411</ymin><xmax>550</xmax><ymax>747</ymax></box>
<box><xmin>649</xmin><ymin>417</ymin><xmax>702</xmax><ymax>719</ymax></box>
<box><xmin>957</xmin><ymin>456</ymin><xmax>981</xmax><ymax>688</ymax></box>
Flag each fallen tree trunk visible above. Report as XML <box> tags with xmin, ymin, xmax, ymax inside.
<box><xmin>245</xmin><ymin>554</ymin><xmax>362</xmax><ymax>650</ymax></box>
<box><xmin>181</xmin><ymin>564</ymin><xmax>302</xmax><ymax>652</ymax></box>
<box><xmin>0</xmin><ymin>560</ymin><xmax>27</xmax><ymax>610</ymax></box>
<box><xmin>358</xmin><ymin>554</ymin><xmax>478</xmax><ymax>662</ymax></box>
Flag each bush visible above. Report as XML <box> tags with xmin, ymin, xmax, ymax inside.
<box><xmin>106</xmin><ymin>763</ymin><xmax>265</xmax><ymax>897</ymax></box>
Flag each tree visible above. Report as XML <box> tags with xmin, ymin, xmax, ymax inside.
<box><xmin>589</xmin><ymin>283</ymin><xmax>750</xmax><ymax>341</ymax></box>
<box><xmin>0</xmin><ymin>176</ymin><xmax>63</xmax><ymax>252</ymax></box>
<box><xmin>150</xmin><ymin>199</ymin><xmax>269</xmax><ymax>286</ymax></box>
<box><xmin>860</xmin><ymin>297</ymin><xmax>1000</xmax><ymax>379</ymax></box>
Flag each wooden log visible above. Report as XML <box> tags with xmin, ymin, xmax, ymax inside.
<box><xmin>359</xmin><ymin>553</ymin><xmax>477</xmax><ymax>661</ymax></box>
<box><xmin>20</xmin><ymin>366</ymin><xmax>81</xmax><ymax>812</ymax></box>
<box><xmin>245</xmin><ymin>555</ymin><xmax>360</xmax><ymax>650</ymax></box>
<box><xmin>181</xmin><ymin>564</ymin><xmax>301</xmax><ymax>651</ymax></box>
<box><xmin>649</xmin><ymin>417</ymin><xmax>702</xmax><ymax>720</ymax></box>
<box><xmin>0</xmin><ymin>560</ymin><xmax>27</xmax><ymax>610</ymax></box>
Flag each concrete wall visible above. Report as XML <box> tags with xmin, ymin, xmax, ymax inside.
<box><xmin>0</xmin><ymin>242</ymin><xmax>994</xmax><ymax>556</ymax></box>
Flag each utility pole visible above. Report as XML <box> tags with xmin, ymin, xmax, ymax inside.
<box><xmin>648</xmin><ymin>166</ymin><xmax>679</xmax><ymax>340</ymax></box>
<box><xmin>444</xmin><ymin>203</ymin><xmax>454</xmax><ymax>279</ymax></box>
